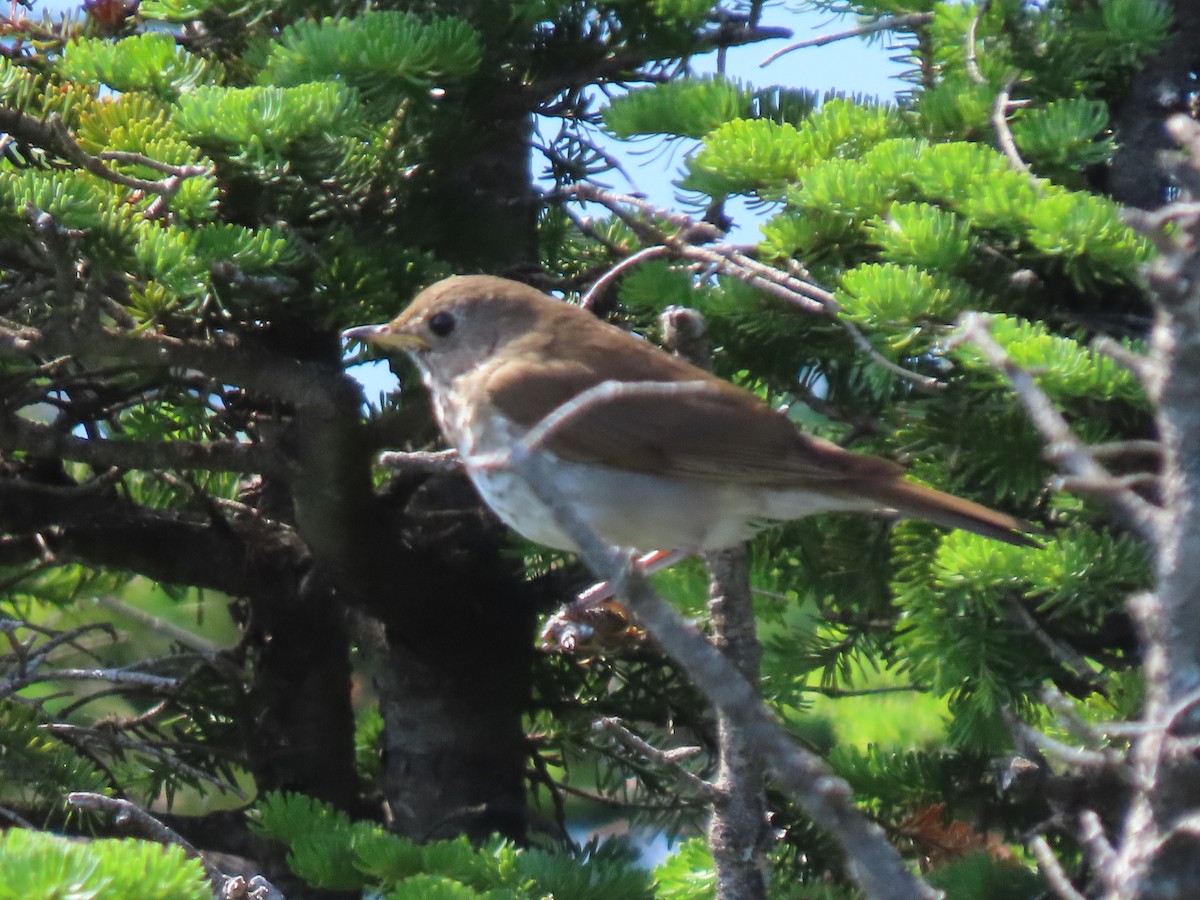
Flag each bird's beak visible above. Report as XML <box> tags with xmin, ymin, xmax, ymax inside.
<box><xmin>342</xmin><ymin>323</ymin><xmax>429</xmax><ymax>352</ymax></box>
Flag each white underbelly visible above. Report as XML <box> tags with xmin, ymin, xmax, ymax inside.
<box><xmin>462</xmin><ymin>452</ymin><xmax>872</xmax><ymax>552</ymax></box>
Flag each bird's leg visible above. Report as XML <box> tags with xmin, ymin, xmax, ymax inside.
<box><xmin>576</xmin><ymin>549</ymin><xmax>689</xmax><ymax>603</ymax></box>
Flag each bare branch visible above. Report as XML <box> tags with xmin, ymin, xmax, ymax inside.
<box><xmin>1092</xmin><ymin>336</ymin><xmax>1156</xmax><ymax>383</ymax></box>
<box><xmin>834</xmin><ymin>314</ymin><xmax>944</xmax><ymax>391</ymax></box>
<box><xmin>1004</xmin><ymin>599</ymin><xmax>1108</xmax><ymax>693</ymax></box>
<box><xmin>760</xmin><ymin>13</ymin><xmax>934</xmax><ymax>66</ymax></box>
<box><xmin>1030</xmin><ymin>834</ymin><xmax>1088</xmax><ymax>900</ymax></box>
<box><xmin>66</xmin><ymin>792</ymin><xmax>233</xmax><ymax>893</ymax></box>
<box><xmin>1008</xmin><ymin>714</ymin><xmax>1122</xmax><ymax>771</ymax></box>
<box><xmin>0</xmin><ymin>318</ymin><xmax>356</xmax><ymax>417</ymax></box>
<box><xmin>376</xmin><ymin>449</ymin><xmax>462</xmax><ymax>475</ymax></box>
<box><xmin>91</xmin><ymin>594</ymin><xmax>225</xmax><ymax>657</ymax></box>
<box><xmin>992</xmin><ymin>80</ymin><xmax>1032</xmax><ymax>175</ymax></box>
<box><xmin>1088</xmin><ymin>440</ymin><xmax>1162</xmax><ymax>459</ymax></box>
<box><xmin>1079</xmin><ymin>809</ymin><xmax>1118</xmax><ymax>879</ymax></box>
<box><xmin>964</xmin><ymin>0</ymin><xmax>991</xmax><ymax>86</ymax></box>
<box><xmin>594</xmin><ymin>717</ymin><xmax>718</xmax><ymax>800</ymax></box>
<box><xmin>0</xmin><ymin>804</ymin><xmax>34</xmax><ymax>828</ymax></box>
<box><xmin>579</xmin><ymin>245</ymin><xmax>669</xmax><ymax>310</ymax></box>
<box><xmin>560</xmin><ymin>184</ymin><xmax>944</xmax><ymax>390</ymax></box>
<box><xmin>953</xmin><ymin>312</ymin><xmax>1159</xmax><ymax>539</ymax></box>
<box><xmin>666</xmin><ymin>310</ymin><xmax>770</xmax><ymax>898</ymax></box>
<box><xmin>16</xmin><ymin>666</ymin><xmax>180</xmax><ymax>690</ymax></box>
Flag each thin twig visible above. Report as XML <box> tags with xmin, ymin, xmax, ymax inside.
<box><xmin>0</xmin><ymin>109</ymin><xmax>210</xmax><ymax>205</ymax></box>
<box><xmin>595</xmin><ymin>717</ymin><xmax>718</xmax><ymax>799</ymax></box>
<box><xmin>759</xmin><ymin>13</ymin><xmax>934</xmax><ymax>66</ymax></box>
<box><xmin>90</xmin><ymin>594</ymin><xmax>224</xmax><ymax>656</ymax></box>
<box><xmin>559</xmin><ymin>184</ymin><xmax>943</xmax><ymax>390</ymax></box>
<box><xmin>992</xmin><ymin>80</ymin><xmax>1032</xmax><ymax>175</ymax></box>
<box><xmin>579</xmin><ymin>245</ymin><xmax>669</xmax><ymax>310</ymax></box>
<box><xmin>50</xmin><ymin>724</ymin><xmax>247</xmax><ymax>797</ymax></box>
<box><xmin>97</xmin><ymin>149</ymin><xmax>209</xmax><ymax>177</ymax></box>
<box><xmin>15</xmin><ymin>667</ymin><xmax>179</xmax><ymax>689</ymax></box>
<box><xmin>1087</xmin><ymin>439</ymin><xmax>1161</xmax><ymax>459</ymax></box>
<box><xmin>1009</xmin><ymin>715</ymin><xmax>1122</xmax><ymax>771</ymax></box>
<box><xmin>66</xmin><ymin>792</ymin><xmax>230</xmax><ymax>891</ymax></box>
<box><xmin>0</xmin><ymin>804</ymin><xmax>34</xmax><ymax>828</ymax></box>
<box><xmin>1030</xmin><ymin>834</ymin><xmax>1088</xmax><ymax>900</ymax></box>
<box><xmin>964</xmin><ymin>0</ymin><xmax>991</xmax><ymax>86</ymax></box>
<box><xmin>1005</xmin><ymin>599</ymin><xmax>1107</xmax><ymax>692</ymax></box>
<box><xmin>376</xmin><ymin>449</ymin><xmax>461</xmax><ymax>474</ymax></box>
<box><xmin>1092</xmin><ymin>336</ymin><xmax>1156</xmax><ymax>384</ymax></box>
<box><xmin>834</xmin><ymin>315</ymin><xmax>943</xmax><ymax>390</ymax></box>
<box><xmin>953</xmin><ymin>313</ymin><xmax>1159</xmax><ymax>539</ymax></box>
<box><xmin>0</xmin><ymin>415</ymin><xmax>280</xmax><ymax>475</ymax></box>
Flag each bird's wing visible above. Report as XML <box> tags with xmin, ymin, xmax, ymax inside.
<box><xmin>481</xmin><ymin>327</ymin><xmax>900</xmax><ymax>487</ymax></box>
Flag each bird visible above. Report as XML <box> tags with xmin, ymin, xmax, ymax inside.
<box><xmin>343</xmin><ymin>275</ymin><xmax>1035</xmax><ymax>557</ymax></box>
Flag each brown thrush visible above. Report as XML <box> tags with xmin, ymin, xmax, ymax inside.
<box><xmin>344</xmin><ymin>275</ymin><xmax>1034</xmax><ymax>553</ymax></box>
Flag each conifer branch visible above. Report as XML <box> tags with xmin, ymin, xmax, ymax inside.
<box><xmin>0</xmin><ymin>107</ymin><xmax>210</xmax><ymax>213</ymax></box>
<box><xmin>0</xmin><ymin>416</ymin><xmax>280</xmax><ymax>475</ymax></box>
<box><xmin>66</xmin><ymin>793</ymin><xmax>260</xmax><ymax>897</ymax></box>
<box><xmin>561</xmin><ymin>184</ymin><xmax>945</xmax><ymax>390</ymax></box>
<box><xmin>0</xmin><ymin>318</ymin><xmax>355</xmax><ymax>417</ymax></box>
<box><xmin>594</xmin><ymin>717</ymin><xmax>717</xmax><ymax>800</ymax></box>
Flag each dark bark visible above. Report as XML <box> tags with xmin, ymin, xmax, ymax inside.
<box><xmin>342</xmin><ymin>67</ymin><xmax>545</xmax><ymax>841</ymax></box>
<box><xmin>404</xmin><ymin>80</ymin><xmax>540</xmax><ymax>275</ymax></box>
<box><xmin>0</xmin><ymin>468</ymin><xmax>285</xmax><ymax>597</ymax></box>
<box><xmin>1108</xmin><ymin>0</ymin><xmax>1200</xmax><ymax>210</ymax></box>
<box><xmin>349</xmin><ymin>472</ymin><xmax>539</xmax><ymax>841</ymax></box>
<box><xmin>266</xmin><ymin>317</ymin><xmax>552</xmax><ymax>841</ymax></box>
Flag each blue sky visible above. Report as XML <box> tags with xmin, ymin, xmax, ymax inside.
<box><xmin>554</xmin><ymin>5</ymin><xmax>904</xmax><ymax>238</ymax></box>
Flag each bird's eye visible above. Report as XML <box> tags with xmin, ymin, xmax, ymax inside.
<box><xmin>427</xmin><ymin>311</ymin><xmax>456</xmax><ymax>338</ymax></box>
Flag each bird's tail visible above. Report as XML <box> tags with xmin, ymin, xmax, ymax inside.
<box><xmin>865</xmin><ymin>479</ymin><xmax>1039</xmax><ymax>547</ymax></box>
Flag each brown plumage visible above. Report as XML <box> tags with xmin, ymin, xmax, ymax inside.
<box><xmin>346</xmin><ymin>275</ymin><xmax>1035</xmax><ymax>551</ymax></box>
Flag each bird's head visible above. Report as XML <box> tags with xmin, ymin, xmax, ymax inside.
<box><xmin>344</xmin><ymin>275</ymin><xmax>550</xmax><ymax>383</ymax></box>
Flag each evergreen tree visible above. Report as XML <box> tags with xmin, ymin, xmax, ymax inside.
<box><xmin>0</xmin><ymin>0</ymin><xmax>1195</xmax><ymax>897</ymax></box>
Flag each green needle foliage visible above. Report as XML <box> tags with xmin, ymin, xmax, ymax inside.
<box><xmin>0</xmin><ymin>829</ymin><xmax>211</xmax><ymax>900</ymax></box>
<box><xmin>251</xmin><ymin>792</ymin><xmax>655</xmax><ymax>898</ymax></box>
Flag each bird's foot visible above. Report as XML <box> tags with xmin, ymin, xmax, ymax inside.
<box><xmin>539</xmin><ymin>549</ymin><xmax>688</xmax><ymax>655</ymax></box>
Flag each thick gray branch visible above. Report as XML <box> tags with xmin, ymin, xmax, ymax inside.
<box><xmin>508</xmin><ymin>441</ymin><xmax>935</xmax><ymax>899</ymax></box>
